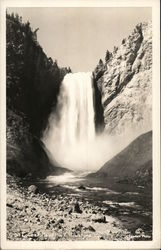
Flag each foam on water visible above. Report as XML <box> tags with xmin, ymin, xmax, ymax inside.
<box><xmin>46</xmin><ymin>173</ymin><xmax>83</xmax><ymax>184</ymax></box>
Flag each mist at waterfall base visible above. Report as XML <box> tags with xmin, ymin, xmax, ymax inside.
<box><xmin>43</xmin><ymin>72</ymin><xmax>142</xmax><ymax>173</ymax></box>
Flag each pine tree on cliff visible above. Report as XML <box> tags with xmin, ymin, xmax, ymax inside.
<box><xmin>6</xmin><ymin>12</ymin><xmax>71</xmax><ymax>136</ymax></box>
<box><xmin>105</xmin><ymin>49</ymin><xmax>112</xmax><ymax>62</ymax></box>
<box><xmin>99</xmin><ymin>59</ymin><xmax>104</xmax><ymax>66</ymax></box>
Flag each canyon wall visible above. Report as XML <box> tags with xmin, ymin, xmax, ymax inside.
<box><xmin>91</xmin><ymin>22</ymin><xmax>152</xmax><ymax>188</ymax></box>
<box><xmin>7</xmin><ymin>13</ymin><xmax>71</xmax><ymax>137</ymax></box>
<box><xmin>94</xmin><ymin>22</ymin><xmax>152</xmax><ymax>136</ymax></box>
<box><xmin>6</xmin><ymin>13</ymin><xmax>71</xmax><ymax>177</ymax></box>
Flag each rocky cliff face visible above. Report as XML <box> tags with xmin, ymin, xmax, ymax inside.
<box><xmin>6</xmin><ymin>13</ymin><xmax>71</xmax><ymax>177</ymax></box>
<box><xmin>7</xmin><ymin>13</ymin><xmax>71</xmax><ymax>137</ymax></box>
<box><xmin>94</xmin><ymin>22</ymin><xmax>152</xmax><ymax>135</ymax></box>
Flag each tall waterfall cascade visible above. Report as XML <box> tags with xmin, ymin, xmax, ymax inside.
<box><xmin>58</xmin><ymin>72</ymin><xmax>95</xmax><ymax>144</ymax></box>
<box><xmin>43</xmin><ymin>72</ymin><xmax>98</xmax><ymax>171</ymax></box>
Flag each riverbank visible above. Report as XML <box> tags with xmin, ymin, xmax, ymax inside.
<box><xmin>7</xmin><ymin>174</ymin><xmax>152</xmax><ymax>241</ymax></box>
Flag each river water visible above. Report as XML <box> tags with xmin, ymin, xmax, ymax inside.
<box><xmin>24</xmin><ymin>171</ymin><xmax>151</xmax><ymax>238</ymax></box>
<box><xmin>19</xmin><ymin>170</ymin><xmax>152</xmax><ymax>240</ymax></box>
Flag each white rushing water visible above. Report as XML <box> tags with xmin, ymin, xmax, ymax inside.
<box><xmin>58</xmin><ymin>72</ymin><xmax>95</xmax><ymax>145</ymax></box>
<box><xmin>43</xmin><ymin>72</ymin><xmax>98</xmax><ymax>170</ymax></box>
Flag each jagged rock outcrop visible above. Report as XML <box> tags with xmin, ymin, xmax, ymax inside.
<box><xmin>94</xmin><ymin>22</ymin><xmax>152</xmax><ymax>135</ymax></box>
<box><xmin>6</xmin><ymin>13</ymin><xmax>71</xmax><ymax>177</ymax></box>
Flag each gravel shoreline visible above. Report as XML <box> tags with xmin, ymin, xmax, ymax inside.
<box><xmin>7</xmin><ymin>174</ymin><xmax>152</xmax><ymax>241</ymax></box>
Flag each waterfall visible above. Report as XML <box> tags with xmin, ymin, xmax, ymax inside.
<box><xmin>43</xmin><ymin>72</ymin><xmax>97</xmax><ymax>171</ymax></box>
<box><xmin>58</xmin><ymin>72</ymin><xmax>95</xmax><ymax>145</ymax></box>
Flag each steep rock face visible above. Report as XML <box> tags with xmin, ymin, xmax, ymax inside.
<box><xmin>94</xmin><ymin>22</ymin><xmax>152</xmax><ymax>135</ymax></box>
<box><xmin>7</xmin><ymin>13</ymin><xmax>71</xmax><ymax>137</ymax></box>
<box><xmin>93</xmin><ymin>76</ymin><xmax>105</xmax><ymax>132</ymax></box>
<box><xmin>7</xmin><ymin>110</ymin><xmax>70</xmax><ymax>178</ymax></box>
<box><xmin>87</xmin><ymin>131</ymin><xmax>152</xmax><ymax>188</ymax></box>
<box><xmin>6</xmin><ymin>13</ymin><xmax>71</xmax><ymax>177</ymax></box>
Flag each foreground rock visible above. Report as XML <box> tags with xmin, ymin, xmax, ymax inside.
<box><xmin>92</xmin><ymin>215</ymin><xmax>106</xmax><ymax>223</ymax></box>
<box><xmin>28</xmin><ymin>185</ymin><xmax>38</xmax><ymax>194</ymax></box>
<box><xmin>7</xmin><ymin>174</ymin><xmax>152</xmax><ymax>241</ymax></box>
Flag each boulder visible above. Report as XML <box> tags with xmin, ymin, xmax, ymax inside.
<box><xmin>28</xmin><ymin>185</ymin><xmax>38</xmax><ymax>194</ymax></box>
<box><xmin>84</xmin><ymin>225</ymin><xmax>95</xmax><ymax>232</ymax></box>
<box><xmin>135</xmin><ymin>228</ymin><xmax>144</xmax><ymax>235</ymax></box>
<box><xmin>78</xmin><ymin>185</ymin><xmax>86</xmax><ymax>190</ymax></box>
<box><xmin>92</xmin><ymin>215</ymin><xmax>106</xmax><ymax>223</ymax></box>
<box><xmin>74</xmin><ymin>202</ymin><xmax>82</xmax><ymax>214</ymax></box>
<box><xmin>58</xmin><ymin>219</ymin><xmax>64</xmax><ymax>224</ymax></box>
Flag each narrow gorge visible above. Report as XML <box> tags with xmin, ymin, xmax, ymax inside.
<box><xmin>6</xmin><ymin>11</ymin><xmax>153</xmax><ymax>242</ymax></box>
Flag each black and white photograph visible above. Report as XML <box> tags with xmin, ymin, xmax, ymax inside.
<box><xmin>0</xmin><ymin>0</ymin><xmax>160</xmax><ymax>249</ymax></box>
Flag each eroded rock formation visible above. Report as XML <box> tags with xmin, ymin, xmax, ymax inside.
<box><xmin>94</xmin><ymin>22</ymin><xmax>152</xmax><ymax>135</ymax></box>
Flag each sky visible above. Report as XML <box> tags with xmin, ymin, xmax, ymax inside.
<box><xmin>8</xmin><ymin>7</ymin><xmax>151</xmax><ymax>72</ymax></box>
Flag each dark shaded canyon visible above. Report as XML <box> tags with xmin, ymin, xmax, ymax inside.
<box><xmin>6</xmin><ymin>13</ymin><xmax>71</xmax><ymax>177</ymax></box>
<box><xmin>7</xmin><ymin>13</ymin><xmax>71</xmax><ymax>137</ymax></box>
